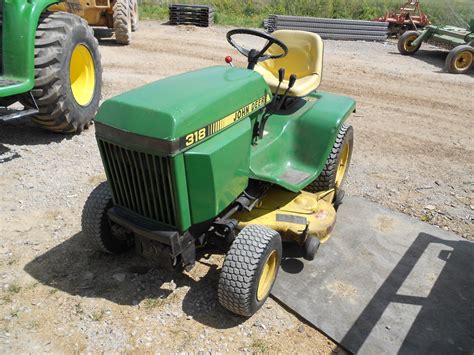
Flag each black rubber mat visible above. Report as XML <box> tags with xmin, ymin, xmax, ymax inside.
<box><xmin>272</xmin><ymin>197</ymin><xmax>473</xmax><ymax>354</ymax></box>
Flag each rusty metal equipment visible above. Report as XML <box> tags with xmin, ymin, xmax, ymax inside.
<box><xmin>50</xmin><ymin>0</ymin><xmax>138</xmax><ymax>45</ymax></box>
<box><xmin>374</xmin><ymin>0</ymin><xmax>430</xmax><ymax>36</ymax></box>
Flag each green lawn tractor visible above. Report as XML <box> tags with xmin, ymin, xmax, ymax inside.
<box><xmin>398</xmin><ymin>19</ymin><xmax>474</xmax><ymax>74</ymax></box>
<box><xmin>0</xmin><ymin>0</ymin><xmax>102</xmax><ymax>133</ymax></box>
<box><xmin>82</xmin><ymin>29</ymin><xmax>355</xmax><ymax>316</ymax></box>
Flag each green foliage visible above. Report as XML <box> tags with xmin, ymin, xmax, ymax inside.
<box><xmin>139</xmin><ymin>0</ymin><xmax>474</xmax><ymax>28</ymax></box>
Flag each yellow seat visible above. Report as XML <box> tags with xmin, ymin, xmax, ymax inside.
<box><xmin>255</xmin><ymin>30</ymin><xmax>323</xmax><ymax>97</ymax></box>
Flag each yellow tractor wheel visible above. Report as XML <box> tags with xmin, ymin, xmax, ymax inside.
<box><xmin>446</xmin><ymin>45</ymin><xmax>473</xmax><ymax>74</ymax></box>
<box><xmin>398</xmin><ymin>30</ymin><xmax>421</xmax><ymax>55</ymax></box>
<box><xmin>218</xmin><ymin>224</ymin><xmax>282</xmax><ymax>316</ymax></box>
<box><xmin>23</xmin><ymin>12</ymin><xmax>102</xmax><ymax>133</ymax></box>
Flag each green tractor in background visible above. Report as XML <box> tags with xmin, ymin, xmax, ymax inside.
<box><xmin>0</xmin><ymin>0</ymin><xmax>102</xmax><ymax>133</ymax></box>
<box><xmin>82</xmin><ymin>29</ymin><xmax>355</xmax><ymax>316</ymax></box>
<box><xmin>398</xmin><ymin>19</ymin><xmax>474</xmax><ymax>74</ymax></box>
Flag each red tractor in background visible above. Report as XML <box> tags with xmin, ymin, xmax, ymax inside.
<box><xmin>374</xmin><ymin>0</ymin><xmax>430</xmax><ymax>36</ymax></box>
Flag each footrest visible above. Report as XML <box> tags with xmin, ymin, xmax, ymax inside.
<box><xmin>0</xmin><ymin>107</ymin><xmax>38</xmax><ymax>121</ymax></box>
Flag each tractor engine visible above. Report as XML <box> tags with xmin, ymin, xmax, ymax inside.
<box><xmin>95</xmin><ymin>66</ymin><xmax>271</xmax><ymax>242</ymax></box>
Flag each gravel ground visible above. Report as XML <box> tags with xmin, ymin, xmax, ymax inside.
<box><xmin>0</xmin><ymin>21</ymin><xmax>472</xmax><ymax>352</ymax></box>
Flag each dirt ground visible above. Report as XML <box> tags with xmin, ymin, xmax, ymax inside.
<box><xmin>0</xmin><ymin>21</ymin><xmax>472</xmax><ymax>352</ymax></box>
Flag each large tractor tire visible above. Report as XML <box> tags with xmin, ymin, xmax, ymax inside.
<box><xmin>82</xmin><ymin>182</ymin><xmax>134</xmax><ymax>254</ymax></box>
<box><xmin>218</xmin><ymin>224</ymin><xmax>282</xmax><ymax>316</ymax></box>
<box><xmin>114</xmin><ymin>0</ymin><xmax>132</xmax><ymax>45</ymax></box>
<box><xmin>445</xmin><ymin>45</ymin><xmax>473</xmax><ymax>74</ymax></box>
<box><xmin>131</xmin><ymin>0</ymin><xmax>139</xmax><ymax>32</ymax></box>
<box><xmin>398</xmin><ymin>30</ymin><xmax>421</xmax><ymax>55</ymax></box>
<box><xmin>24</xmin><ymin>12</ymin><xmax>102</xmax><ymax>133</ymax></box>
<box><xmin>305</xmin><ymin>124</ymin><xmax>354</xmax><ymax>202</ymax></box>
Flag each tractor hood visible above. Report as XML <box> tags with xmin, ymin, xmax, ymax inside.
<box><xmin>95</xmin><ymin>66</ymin><xmax>270</xmax><ymax>144</ymax></box>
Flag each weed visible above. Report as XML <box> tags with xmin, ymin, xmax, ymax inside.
<box><xmin>7</xmin><ymin>283</ymin><xmax>21</xmax><ymax>294</ymax></box>
<box><xmin>91</xmin><ymin>309</ymin><xmax>106</xmax><ymax>322</ymax></box>
<box><xmin>250</xmin><ymin>337</ymin><xmax>269</xmax><ymax>353</ymax></box>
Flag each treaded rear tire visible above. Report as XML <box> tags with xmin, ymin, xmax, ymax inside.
<box><xmin>25</xmin><ymin>12</ymin><xmax>102</xmax><ymax>133</ymax></box>
<box><xmin>305</xmin><ymin>124</ymin><xmax>353</xmax><ymax>197</ymax></box>
<box><xmin>114</xmin><ymin>0</ymin><xmax>132</xmax><ymax>44</ymax></box>
<box><xmin>218</xmin><ymin>225</ymin><xmax>282</xmax><ymax>317</ymax></box>
<box><xmin>82</xmin><ymin>181</ymin><xmax>133</xmax><ymax>254</ymax></box>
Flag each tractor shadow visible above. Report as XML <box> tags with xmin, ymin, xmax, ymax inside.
<box><xmin>389</xmin><ymin>48</ymin><xmax>474</xmax><ymax>76</ymax></box>
<box><xmin>24</xmin><ymin>231</ymin><xmax>244</xmax><ymax>329</ymax></box>
<box><xmin>0</xmin><ymin>116</ymin><xmax>78</xmax><ymax>163</ymax></box>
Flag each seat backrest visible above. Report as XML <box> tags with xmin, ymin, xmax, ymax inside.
<box><xmin>260</xmin><ymin>30</ymin><xmax>323</xmax><ymax>80</ymax></box>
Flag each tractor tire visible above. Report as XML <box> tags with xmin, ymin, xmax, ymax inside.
<box><xmin>114</xmin><ymin>0</ymin><xmax>132</xmax><ymax>44</ymax></box>
<box><xmin>131</xmin><ymin>0</ymin><xmax>139</xmax><ymax>32</ymax></box>
<box><xmin>398</xmin><ymin>30</ymin><xmax>421</xmax><ymax>55</ymax></box>
<box><xmin>305</xmin><ymin>124</ymin><xmax>353</xmax><ymax>200</ymax></box>
<box><xmin>218</xmin><ymin>224</ymin><xmax>282</xmax><ymax>317</ymax></box>
<box><xmin>82</xmin><ymin>181</ymin><xmax>133</xmax><ymax>254</ymax></box>
<box><xmin>23</xmin><ymin>12</ymin><xmax>102</xmax><ymax>133</ymax></box>
<box><xmin>445</xmin><ymin>45</ymin><xmax>473</xmax><ymax>74</ymax></box>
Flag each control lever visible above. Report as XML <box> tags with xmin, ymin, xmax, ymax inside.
<box><xmin>256</xmin><ymin>68</ymin><xmax>285</xmax><ymax>140</ymax></box>
<box><xmin>275</xmin><ymin>74</ymin><xmax>297</xmax><ymax>112</ymax></box>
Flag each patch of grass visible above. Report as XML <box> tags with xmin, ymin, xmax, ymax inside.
<box><xmin>90</xmin><ymin>309</ymin><xmax>106</xmax><ymax>322</ymax></box>
<box><xmin>7</xmin><ymin>283</ymin><xmax>21</xmax><ymax>294</ymax></box>
<box><xmin>250</xmin><ymin>337</ymin><xmax>269</xmax><ymax>353</ymax></box>
<box><xmin>0</xmin><ymin>295</ymin><xmax>12</xmax><ymax>304</ymax></box>
<box><xmin>143</xmin><ymin>297</ymin><xmax>165</xmax><ymax>309</ymax></box>
<box><xmin>74</xmin><ymin>302</ymin><xmax>85</xmax><ymax>315</ymax></box>
<box><xmin>138</xmin><ymin>0</ymin><xmax>473</xmax><ymax>28</ymax></box>
<box><xmin>10</xmin><ymin>309</ymin><xmax>19</xmax><ymax>318</ymax></box>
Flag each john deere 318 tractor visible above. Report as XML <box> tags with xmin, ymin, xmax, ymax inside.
<box><xmin>0</xmin><ymin>0</ymin><xmax>102</xmax><ymax>133</ymax></box>
<box><xmin>83</xmin><ymin>29</ymin><xmax>355</xmax><ymax>316</ymax></box>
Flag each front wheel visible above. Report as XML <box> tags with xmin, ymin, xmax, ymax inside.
<box><xmin>218</xmin><ymin>225</ymin><xmax>282</xmax><ymax>317</ymax></box>
<box><xmin>82</xmin><ymin>182</ymin><xmax>133</xmax><ymax>254</ymax></box>
<box><xmin>445</xmin><ymin>45</ymin><xmax>473</xmax><ymax>74</ymax></box>
<box><xmin>398</xmin><ymin>30</ymin><xmax>421</xmax><ymax>55</ymax></box>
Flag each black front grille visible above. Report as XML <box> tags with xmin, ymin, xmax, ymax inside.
<box><xmin>98</xmin><ymin>140</ymin><xmax>178</xmax><ymax>226</ymax></box>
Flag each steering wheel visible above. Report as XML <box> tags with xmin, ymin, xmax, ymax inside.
<box><xmin>226</xmin><ymin>29</ymin><xmax>288</xmax><ymax>69</ymax></box>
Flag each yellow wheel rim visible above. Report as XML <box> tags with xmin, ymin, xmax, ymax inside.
<box><xmin>257</xmin><ymin>250</ymin><xmax>278</xmax><ymax>301</ymax></box>
<box><xmin>404</xmin><ymin>35</ymin><xmax>418</xmax><ymax>52</ymax></box>
<box><xmin>335</xmin><ymin>142</ymin><xmax>350</xmax><ymax>189</ymax></box>
<box><xmin>454</xmin><ymin>51</ymin><xmax>472</xmax><ymax>71</ymax></box>
<box><xmin>70</xmin><ymin>44</ymin><xmax>95</xmax><ymax>106</ymax></box>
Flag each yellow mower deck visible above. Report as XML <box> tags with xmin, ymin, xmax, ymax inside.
<box><xmin>235</xmin><ymin>187</ymin><xmax>337</xmax><ymax>244</ymax></box>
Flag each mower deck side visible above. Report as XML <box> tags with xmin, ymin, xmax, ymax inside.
<box><xmin>250</xmin><ymin>91</ymin><xmax>355</xmax><ymax>192</ymax></box>
<box><xmin>235</xmin><ymin>187</ymin><xmax>337</xmax><ymax>243</ymax></box>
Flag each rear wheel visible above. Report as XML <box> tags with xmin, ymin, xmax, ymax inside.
<box><xmin>445</xmin><ymin>45</ymin><xmax>473</xmax><ymax>74</ymax></box>
<box><xmin>305</xmin><ymin>124</ymin><xmax>353</xmax><ymax>202</ymax></box>
<box><xmin>218</xmin><ymin>225</ymin><xmax>282</xmax><ymax>316</ymax></box>
<box><xmin>114</xmin><ymin>0</ymin><xmax>132</xmax><ymax>44</ymax></box>
<box><xmin>82</xmin><ymin>182</ymin><xmax>133</xmax><ymax>254</ymax></box>
<box><xmin>24</xmin><ymin>12</ymin><xmax>102</xmax><ymax>133</ymax></box>
<box><xmin>398</xmin><ymin>30</ymin><xmax>421</xmax><ymax>55</ymax></box>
